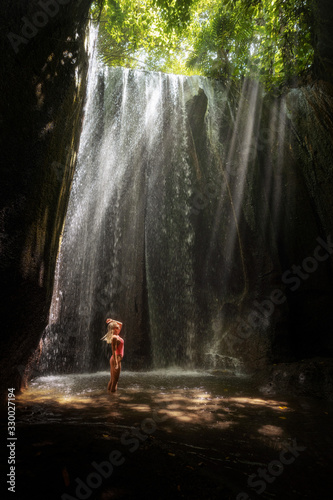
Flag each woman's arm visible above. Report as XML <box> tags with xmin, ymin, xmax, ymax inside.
<box><xmin>111</xmin><ymin>335</ymin><xmax>118</xmax><ymax>346</ymax></box>
<box><xmin>111</xmin><ymin>335</ymin><xmax>119</xmax><ymax>368</ymax></box>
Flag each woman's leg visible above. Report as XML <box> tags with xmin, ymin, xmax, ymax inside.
<box><xmin>107</xmin><ymin>355</ymin><xmax>113</xmax><ymax>392</ymax></box>
<box><xmin>110</xmin><ymin>357</ymin><xmax>121</xmax><ymax>392</ymax></box>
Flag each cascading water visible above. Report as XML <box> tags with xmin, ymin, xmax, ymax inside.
<box><xmin>40</xmin><ymin>35</ymin><xmax>251</xmax><ymax>375</ymax></box>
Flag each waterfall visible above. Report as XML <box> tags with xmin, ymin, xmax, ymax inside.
<box><xmin>40</xmin><ymin>39</ymin><xmax>252</xmax><ymax>375</ymax></box>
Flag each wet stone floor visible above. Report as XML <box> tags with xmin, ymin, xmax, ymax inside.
<box><xmin>3</xmin><ymin>370</ymin><xmax>333</xmax><ymax>500</ymax></box>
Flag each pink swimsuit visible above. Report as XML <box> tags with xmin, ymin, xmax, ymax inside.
<box><xmin>114</xmin><ymin>336</ymin><xmax>124</xmax><ymax>358</ymax></box>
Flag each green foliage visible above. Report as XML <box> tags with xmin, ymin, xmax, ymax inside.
<box><xmin>186</xmin><ymin>0</ymin><xmax>315</xmax><ymax>89</ymax></box>
<box><xmin>91</xmin><ymin>0</ymin><xmax>189</xmax><ymax>70</ymax></box>
<box><xmin>90</xmin><ymin>0</ymin><xmax>316</xmax><ymax>91</ymax></box>
<box><xmin>186</xmin><ymin>2</ymin><xmax>256</xmax><ymax>79</ymax></box>
<box><xmin>152</xmin><ymin>0</ymin><xmax>195</xmax><ymax>27</ymax></box>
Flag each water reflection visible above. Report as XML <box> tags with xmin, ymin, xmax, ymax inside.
<box><xmin>18</xmin><ymin>370</ymin><xmax>291</xmax><ymax>432</ymax></box>
<box><xmin>16</xmin><ymin>371</ymin><xmax>332</xmax><ymax>499</ymax></box>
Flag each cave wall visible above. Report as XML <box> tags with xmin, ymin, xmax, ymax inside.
<box><xmin>0</xmin><ymin>0</ymin><xmax>93</xmax><ymax>402</ymax></box>
<box><xmin>233</xmin><ymin>82</ymin><xmax>333</xmax><ymax>366</ymax></box>
<box><xmin>189</xmin><ymin>0</ymin><xmax>333</xmax><ymax>371</ymax></box>
<box><xmin>179</xmin><ymin>74</ymin><xmax>333</xmax><ymax>372</ymax></box>
<box><xmin>275</xmin><ymin>83</ymin><xmax>333</xmax><ymax>358</ymax></box>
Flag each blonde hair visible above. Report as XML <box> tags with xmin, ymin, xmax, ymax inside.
<box><xmin>107</xmin><ymin>320</ymin><xmax>122</xmax><ymax>332</ymax></box>
<box><xmin>101</xmin><ymin>320</ymin><xmax>122</xmax><ymax>343</ymax></box>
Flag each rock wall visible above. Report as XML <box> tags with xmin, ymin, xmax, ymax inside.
<box><xmin>219</xmin><ymin>81</ymin><xmax>333</xmax><ymax>369</ymax></box>
<box><xmin>180</xmin><ymin>77</ymin><xmax>333</xmax><ymax>372</ymax></box>
<box><xmin>0</xmin><ymin>0</ymin><xmax>93</xmax><ymax>402</ymax></box>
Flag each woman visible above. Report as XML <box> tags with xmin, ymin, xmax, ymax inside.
<box><xmin>101</xmin><ymin>318</ymin><xmax>124</xmax><ymax>392</ymax></box>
